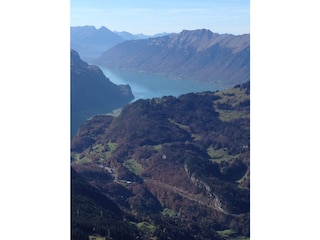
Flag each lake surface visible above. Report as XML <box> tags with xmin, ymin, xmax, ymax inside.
<box><xmin>100</xmin><ymin>67</ymin><xmax>220</xmax><ymax>101</ymax></box>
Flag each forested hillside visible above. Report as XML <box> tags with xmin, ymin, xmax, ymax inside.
<box><xmin>71</xmin><ymin>82</ymin><xmax>250</xmax><ymax>240</ymax></box>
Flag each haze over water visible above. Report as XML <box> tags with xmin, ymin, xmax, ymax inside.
<box><xmin>100</xmin><ymin>67</ymin><xmax>220</xmax><ymax>101</ymax></box>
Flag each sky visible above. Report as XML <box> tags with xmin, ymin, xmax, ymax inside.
<box><xmin>70</xmin><ymin>0</ymin><xmax>250</xmax><ymax>35</ymax></box>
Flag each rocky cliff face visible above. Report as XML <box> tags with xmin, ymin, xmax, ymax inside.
<box><xmin>95</xmin><ymin>29</ymin><xmax>250</xmax><ymax>88</ymax></box>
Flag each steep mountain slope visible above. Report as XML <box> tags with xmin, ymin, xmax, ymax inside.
<box><xmin>71</xmin><ymin>82</ymin><xmax>250</xmax><ymax>239</ymax></box>
<box><xmin>71</xmin><ymin>49</ymin><xmax>134</xmax><ymax>136</ymax></box>
<box><xmin>96</xmin><ymin>29</ymin><xmax>250</xmax><ymax>88</ymax></box>
<box><xmin>71</xmin><ymin>26</ymin><xmax>125</xmax><ymax>61</ymax></box>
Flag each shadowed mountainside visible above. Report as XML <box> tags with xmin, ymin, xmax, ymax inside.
<box><xmin>71</xmin><ymin>49</ymin><xmax>134</xmax><ymax>136</ymax></box>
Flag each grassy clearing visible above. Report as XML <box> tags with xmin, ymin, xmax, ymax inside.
<box><xmin>236</xmin><ymin>171</ymin><xmax>250</xmax><ymax>189</ymax></box>
<box><xmin>91</xmin><ymin>143</ymin><xmax>104</xmax><ymax>152</ymax></box>
<box><xmin>207</xmin><ymin>147</ymin><xmax>225</xmax><ymax>159</ymax></box>
<box><xmin>217</xmin><ymin>229</ymin><xmax>237</xmax><ymax>237</ymax></box>
<box><xmin>135</xmin><ymin>222</ymin><xmax>157</xmax><ymax>234</ymax></box>
<box><xmin>77</xmin><ymin>156</ymin><xmax>92</xmax><ymax>165</ymax></box>
<box><xmin>215</xmin><ymin>88</ymin><xmax>249</xmax><ymax>107</ymax></box>
<box><xmin>71</xmin><ymin>153</ymin><xmax>80</xmax><ymax>162</ymax></box>
<box><xmin>207</xmin><ymin>147</ymin><xmax>235</xmax><ymax>163</ymax></box>
<box><xmin>216</xmin><ymin>110</ymin><xmax>248</xmax><ymax>122</ymax></box>
<box><xmin>71</xmin><ymin>153</ymin><xmax>92</xmax><ymax>165</ymax></box>
<box><xmin>161</xmin><ymin>208</ymin><xmax>179</xmax><ymax>218</ymax></box>
<box><xmin>89</xmin><ymin>144</ymin><xmax>105</xmax><ymax>160</ymax></box>
<box><xmin>89</xmin><ymin>235</ymin><xmax>106</xmax><ymax>240</ymax></box>
<box><xmin>107</xmin><ymin>141</ymin><xmax>118</xmax><ymax>152</ymax></box>
<box><xmin>123</xmin><ymin>159</ymin><xmax>144</xmax><ymax>175</ymax></box>
<box><xmin>192</xmin><ymin>133</ymin><xmax>202</xmax><ymax>141</ymax></box>
<box><xmin>236</xmin><ymin>170</ymin><xmax>248</xmax><ymax>183</ymax></box>
<box><xmin>214</xmin><ymin>88</ymin><xmax>249</xmax><ymax>122</ymax></box>
<box><xmin>104</xmin><ymin>141</ymin><xmax>118</xmax><ymax>159</ymax></box>
<box><xmin>152</xmin><ymin>144</ymin><xmax>163</xmax><ymax>151</ymax></box>
<box><xmin>217</xmin><ymin>229</ymin><xmax>249</xmax><ymax>240</ymax></box>
<box><xmin>72</xmin><ymin>144</ymin><xmax>107</xmax><ymax>165</ymax></box>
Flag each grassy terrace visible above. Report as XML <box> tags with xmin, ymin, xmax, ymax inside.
<box><xmin>236</xmin><ymin>170</ymin><xmax>249</xmax><ymax>187</ymax></box>
<box><xmin>123</xmin><ymin>158</ymin><xmax>144</xmax><ymax>175</ymax></box>
<box><xmin>71</xmin><ymin>141</ymin><xmax>119</xmax><ymax>165</ymax></box>
<box><xmin>104</xmin><ymin>141</ymin><xmax>118</xmax><ymax>159</ymax></box>
<box><xmin>161</xmin><ymin>208</ymin><xmax>179</xmax><ymax>218</ymax></box>
<box><xmin>89</xmin><ymin>144</ymin><xmax>105</xmax><ymax>161</ymax></box>
<box><xmin>137</xmin><ymin>222</ymin><xmax>157</xmax><ymax>233</ymax></box>
<box><xmin>215</xmin><ymin>88</ymin><xmax>249</xmax><ymax>107</ymax></box>
<box><xmin>207</xmin><ymin>147</ymin><xmax>236</xmax><ymax>163</ymax></box>
<box><xmin>214</xmin><ymin>88</ymin><xmax>249</xmax><ymax>122</ymax></box>
<box><xmin>71</xmin><ymin>152</ymin><xmax>92</xmax><ymax>165</ymax></box>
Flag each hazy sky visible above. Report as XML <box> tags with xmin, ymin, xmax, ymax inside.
<box><xmin>70</xmin><ymin>0</ymin><xmax>249</xmax><ymax>35</ymax></box>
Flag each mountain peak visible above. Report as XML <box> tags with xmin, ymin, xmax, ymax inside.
<box><xmin>181</xmin><ymin>28</ymin><xmax>213</xmax><ymax>34</ymax></box>
<box><xmin>71</xmin><ymin>26</ymin><xmax>125</xmax><ymax>60</ymax></box>
<box><xmin>179</xmin><ymin>29</ymin><xmax>217</xmax><ymax>39</ymax></box>
<box><xmin>97</xmin><ymin>26</ymin><xmax>113</xmax><ymax>33</ymax></box>
<box><xmin>71</xmin><ymin>25</ymin><xmax>97</xmax><ymax>32</ymax></box>
<box><xmin>70</xmin><ymin>49</ymin><xmax>88</xmax><ymax>67</ymax></box>
<box><xmin>168</xmin><ymin>29</ymin><xmax>220</xmax><ymax>52</ymax></box>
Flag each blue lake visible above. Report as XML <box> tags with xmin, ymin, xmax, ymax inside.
<box><xmin>99</xmin><ymin>67</ymin><xmax>220</xmax><ymax>101</ymax></box>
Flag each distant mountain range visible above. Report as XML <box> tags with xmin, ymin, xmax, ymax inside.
<box><xmin>71</xmin><ymin>26</ymin><xmax>249</xmax><ymax>89</ymax></box>
<box><xmin>71</xmin><ymin>49</ymin><xmax>134</xmax><ymax>136</ymax></box>
<box><xmin>113</xmin><ymin>31</ymin><xmax>149</xmax><ymax>40</ymax></box>
<box><xmin>71</xmin><ymin>83</ymin><xmax>250</xmax><ymax>240</ymax></box>
<box><xmin>95</xmin><ymin>29</ymin><xmax>250</xmax><ymax>89</ymax></box>
<box><xmin>71</xmin><ymin>26</ymin><xmax>171</xmax><ymax>61</ymax></box>
<box><xmin>114</xmin><ymin>31</ymin><xmax>171</xmax><ymax>40</ymax></box>
<box><xmin>71</xmin><ymin>26</ymin><xmax>124</xmax><ymax>61</ymax></box>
